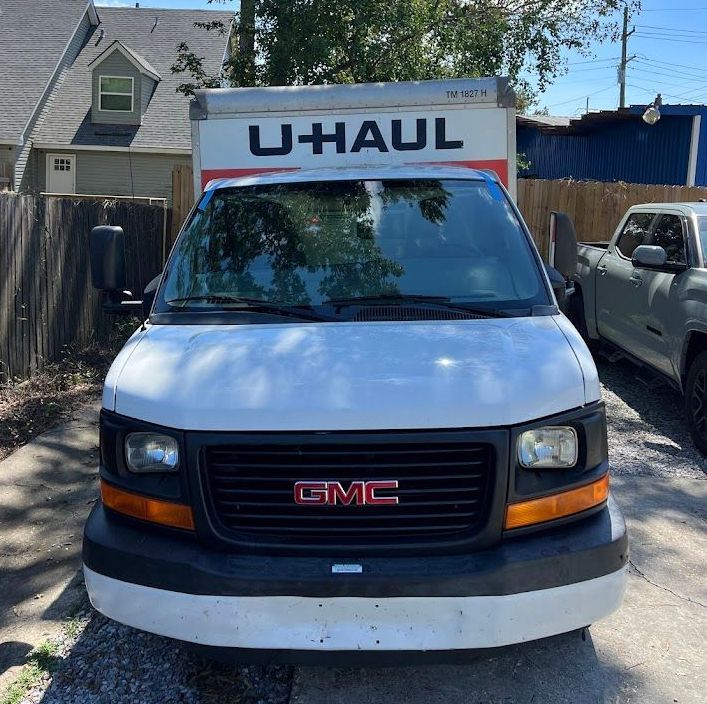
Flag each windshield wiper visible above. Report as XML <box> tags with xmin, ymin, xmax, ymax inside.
<box><xmin>165</xmin><ymin>295</ymin><xmax>336</xmax><ymax>322</ymax></box>
<box><xmin>324</xmin><ymin>294</ymin><xmax>518</xmax><ymax>318</ymax></box>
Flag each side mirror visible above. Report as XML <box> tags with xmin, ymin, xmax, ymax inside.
<box><xmin>549</xmin><ymin>211</ymin><xmax>578</xmax><ymax>279</ymax></box>
<box><xmin>90</xmin><ymin>225</ymin><xmax>142</xmax><ymax>316</ymax></box>
<box><xmin>632</xmin><ymin>245</ymin><xmax>669</xmax><ymax>269</ymax></box>
<box><xmin>90</xmin><ymin>226</ymin><xmax>127</xmax><ymax>291</ymax></box>
<box><xmin>142</xmin><ymin>275</ymin><xmax>161</xmax><ymax>319</ymax></box>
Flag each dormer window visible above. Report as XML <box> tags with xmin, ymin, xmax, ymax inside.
<box><xmin>99</xmin><ymin>76</ymin><xmax>134</xmax><ymax>112</ymax></box>
<box><xmin>89</xmin><ymin>40</ymin><xmax>161</xmax><ymax>125</ymax></box>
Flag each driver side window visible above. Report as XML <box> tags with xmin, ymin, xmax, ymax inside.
<box><xmin>651</xmin><ymin>214</ymin><xmax>686</xmax><ymax>265</ymax></box>
<box><xmin>615</xmin><ymin>213</ymin><xmax>655</xmax><ymax>259</ymax></box>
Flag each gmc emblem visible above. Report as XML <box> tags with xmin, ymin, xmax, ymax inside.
<box><xmin>294</xmin><ymin>480</ymin><xmax>399</xmax><ymax>506</ymax></box>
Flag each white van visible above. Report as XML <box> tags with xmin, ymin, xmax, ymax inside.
<box><xmin>83</xmin><ymin>78</ymin><xmax>627</xmax><ymax>662</ymax></box>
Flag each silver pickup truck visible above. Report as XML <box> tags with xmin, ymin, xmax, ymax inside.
<box><xmin>570</xmin><ymin>202</ymin><xmax>707</xmax><ymax>452</ymax></box>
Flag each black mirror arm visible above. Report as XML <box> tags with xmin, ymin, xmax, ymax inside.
<box><xmin>102</xmin><ymin>290</ymin><xmax>144</xmax><ymax>316</ymax></box>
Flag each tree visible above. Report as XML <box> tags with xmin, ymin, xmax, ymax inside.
<box><xmin>173</xmin><ymin>1</ymin><xmax>639</xmax><ymax>96</ymax></box>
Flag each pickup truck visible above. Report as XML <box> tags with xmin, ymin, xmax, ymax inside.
<box><xmin>571</xmin><ymin>202</ymin><xmax>707</xmax><ymax>452</ymax></box>
<box><xmin>82</xmin><ymin>79</ymin><xmax>627</xmax><ymax>663</ymax></box>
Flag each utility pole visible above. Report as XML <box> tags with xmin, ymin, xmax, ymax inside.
<box><xmin>618</xmin><ymin>6</ymin><xmax>636</xmax><ymax>109</ymax></box>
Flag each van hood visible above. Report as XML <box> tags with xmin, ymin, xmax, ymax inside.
<box><xmin>104</xmin><ymin>317</ymin><xmax>592</xmax><ymax>431</ymax></box>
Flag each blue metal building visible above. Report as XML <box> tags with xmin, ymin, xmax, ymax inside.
<box><xmin>516</xmin><ymin>105</ymin><xmax>706</xmax><ymax>186</ymax></box>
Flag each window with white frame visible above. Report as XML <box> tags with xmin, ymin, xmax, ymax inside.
<box><xmin>99</xmin><ymin>76</ymin><xmax>134</xmax><ymax>112</ymax></box>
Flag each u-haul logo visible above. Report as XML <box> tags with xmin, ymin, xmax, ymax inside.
<box><xmin>249</xmin><ymin>117</ymin><xmax>464</xmax><ymax>157</ymax></box>
<box><xmin>198</xmin><ymin>107</ymin><xmax>510</xmax><ymax>186</ymax></box>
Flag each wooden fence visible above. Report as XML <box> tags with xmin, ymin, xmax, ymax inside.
<box><xmin>171</xmin><ymin>164</ymin><xmax>196</xmax><ymax>241</ymax></box>
<box><xmin>518</xmin><ymin>179</ymin><xmax>707</xmax><ymax>258</ymax></box>
<box><xmin>0</xmin><ymin>193</ymin><xmax>164</xmax><ymax>382</ymax></box>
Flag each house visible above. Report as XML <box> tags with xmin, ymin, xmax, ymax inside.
<box><xmin>516</xmin><ymin>105</ymin><xmax>707</xmax><ymax>186</ymax></box>
<box><xmin>0</xmin><ymin>0</ymin><xmax>233</xmax><ymax>201</ymax></box>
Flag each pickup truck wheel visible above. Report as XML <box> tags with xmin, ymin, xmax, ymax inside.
<box><xmin>685</xmin><ymin>352</ymin><xmax>707</xmax><ymax>454</ymax></box>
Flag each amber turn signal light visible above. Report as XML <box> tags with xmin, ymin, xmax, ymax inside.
<box><xmin>100</xmin><ymin>480</ymin><xmax>195</xmax><ymax>530</ymax></box>
<box><xmin>505</xmin><ymin>473</ymin><xmax>609</xmax><ymax>530</ymax></box>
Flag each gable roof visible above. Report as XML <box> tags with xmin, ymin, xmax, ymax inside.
<box><xmin>88</xmin><ymin>40</ymin><xmax>161</xmax><ymax>82</ymax></box>
<box><xmin>0</xmin><ymin>0</ymin><xmax>96</xmax><ymax>143</ymax></box>
<box><xmin>34</xmin><ymin>6</ymin><xmax>233</xmax><ymax>152</ymax></box>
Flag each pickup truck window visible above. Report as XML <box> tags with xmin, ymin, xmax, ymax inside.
<box><xmin>157</xmin><ymin>179</ymin><xmax>549</xmax><ymax>317</ymax></box>
<box><xmin>650</xmin><ymin>214</ymin><xmax>686</xmax><ymax>265</ymax></box>
<box><xmin>615</xmin><ymin>213</ymin><xmax>655</xmax><ymax>259</ymax></box>
<box><xmin>697</xmin><ymin>216</ymin><xmax>707</xmax><ymax>262</ymax></box>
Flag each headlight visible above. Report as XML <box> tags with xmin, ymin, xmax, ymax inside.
<box><xmin>518</xmin><ymin>426</ymin><xmax>577</xmax><ymax>469</ymax></box>
<box><xmin>125</xmin><ymin>433</ymin><xmax>179</xmax><ymax>473</ymax></box>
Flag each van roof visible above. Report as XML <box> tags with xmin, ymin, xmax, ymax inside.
<box><xmin>204</xmin><ymin>165</ymin><xmax>498</xmax><ymax>192</ymax></box>
<box><xmin>191</xmin><ymin>77</ymin><xmax>514</xmax><ymax>119</ymax></box>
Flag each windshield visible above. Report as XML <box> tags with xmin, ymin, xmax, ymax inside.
<box><xmin>156</xmin><ymin>179</ymin><xmax>549</xmax><ymax>316</ymax></box>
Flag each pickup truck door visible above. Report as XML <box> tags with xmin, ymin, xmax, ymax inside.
<box><xmin>628</xmin><ymin>212</ymin><xmax>690</xmax><ymax>380</ymax></box>
<box><xmin>596</xmin><ymin>212</ymin><xmax>658</xmax><ymax>353</ymax></box>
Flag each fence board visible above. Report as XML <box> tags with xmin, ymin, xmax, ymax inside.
<box><xmin>517</xmin><ymin>179</ymin><xmax>707</xmax><ymax>255</ymax></box>
<box><xmin>0</xmin><ymin>193</ymin><xmax>164</xmax><ymax>382</ymax></box>
<box><xmin>171</xmin><ymin>163</ymin><xmax>196</xmax><ymax>243</ymax></box>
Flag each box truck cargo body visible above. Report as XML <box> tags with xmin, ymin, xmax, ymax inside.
<box><xmin>190</xmin><ymin>77</ymin><xmax>517</xmax><ymax>198</ymax></box>
<box><xmin>84</xmin><ymin>78</ymin><xmax>627</xmax><ymax>662</ymax></box>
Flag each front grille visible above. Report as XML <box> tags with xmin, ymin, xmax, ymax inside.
<box><xmin>203</xmin><ymin>435</ymin><xmax>495</xmax><ymax>548</ymax></box>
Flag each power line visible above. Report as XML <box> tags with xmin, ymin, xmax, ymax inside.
<box><xmin>545</xmin><ymin>85</ymin><xmax>615</xmax><ymax>108</ymax></box>
<box><xmin>641</xmin><ymin>6</ymin><xmax>707</xmax><ymax>10</ymax></box>
<box><xmin>626</xmin><ymin>82</ymin><xmax>707</xmax><ymax>102</ymax></box>
<box><xmin>631</xmin><ymin>62</ymin><xmax>707</xmax><ymax>84</ymax></box>
<box><xmin>635</xmin><ymin>24</ymin><xmax>707</xmax><ymax>35</ymax></box>
<box><xmin>636</xmin><ymin>56</ymin><xmax>707</xmax><ymax>76</ymax></box>
<box><xmin>567</xmin><ymin>57</ymin><xmax>620</xmax><ymax>66</ymax></box>
<box><xmin>633</xmin><ymin>33</ymin><xmax>707</xmax><ymax>45</ymax></box>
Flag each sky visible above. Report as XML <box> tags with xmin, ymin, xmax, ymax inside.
<box><xmin>96</xmin><ymin>0</ymin><xmax>707</xmax><ymax>116</ymax></box>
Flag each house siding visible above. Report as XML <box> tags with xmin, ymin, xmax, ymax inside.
<box><xmin>91</xmin><ymin>52</ymin><xmax>142</xmax><ymax>125</ymax></box>
<box><xmin>37</xmin><ymin>148</ymin><xmax>190</xmax><ymax>203</ymax></box>
<box><xmin>1</xmin><ymin>146</ymin><xmax>15</xmax><ymax>188</ymax></box>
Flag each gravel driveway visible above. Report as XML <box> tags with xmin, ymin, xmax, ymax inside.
<box><xmin>16</xmin><ymin>359</ymin><xmax>707</xmax><ymax>704</ymax></box>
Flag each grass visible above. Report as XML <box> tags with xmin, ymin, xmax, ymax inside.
<box><xmin>0</xmin><ymin>597</ymin><xmax>92</xmax><ymax>704</ymax></box>
<box><xmin>0</xmin><ymin>641</ymin><xmax>61</xmax><ymax>704</ymax></box>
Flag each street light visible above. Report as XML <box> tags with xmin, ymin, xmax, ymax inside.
<box><xmin>642</xmin><ymin>93</ymin><xmax>662</xmax><ymax>125</ymax></box>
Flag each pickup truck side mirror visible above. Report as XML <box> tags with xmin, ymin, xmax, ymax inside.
<box><xmin>631</xmin><ymin>244</ymin><xmax>688</xmax><ymax>272</ymax></box>
<box><xmin>549</xmin><ymin>211</ymin><xmax>578</xmax><ymax>279</ymax></box>
<box><xmin>90</xmin><ymin>225</ymin><xmax>142</xmax><ymax>316</ymax></box>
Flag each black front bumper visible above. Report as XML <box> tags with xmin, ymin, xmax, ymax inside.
<box><xmin>83</xmin><ymin>496</ymin><xmax>627</xmax><ymax>599</ymax></box>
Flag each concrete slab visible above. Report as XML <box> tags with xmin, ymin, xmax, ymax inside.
<box><xmin>290</xmin><ymin>476</ymin><xmax>707</xmax><ymax>704</ymax></box>
<box><xmin>0</xmin><ymin>402</ymin><xmax>100</xmax><ymax>692</ymax></box>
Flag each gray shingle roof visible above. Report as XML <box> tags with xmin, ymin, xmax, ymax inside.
<box><xmin>34</xmin><ymin>7</ymin><xmax>233</xmax><ymax>151</ymax></box>
<box><xmin>88</xmin><ymin>40</ymin><xmax>161</xmax><ymax>81</ymax></box>
<box><xmin>0</xmin><ymin>0</ymin><xmax>91</xmax><ymax>142</ymax></box>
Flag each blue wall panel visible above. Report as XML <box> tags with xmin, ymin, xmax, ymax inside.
<box><xmin>645</xmin><ymin>106</ymin><xmax>707</xmax><ymax>187</ymax></box>
<box><xmin>517</xmin><ymin>114</ymin><xmax>695</xmax><ymax>185</ymax></box>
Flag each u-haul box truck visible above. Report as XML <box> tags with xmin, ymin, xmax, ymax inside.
<box><xmin>84</xmin><ymin>77</ymin><xmax>627</xmax><ymax>664</ymax></box>
<box><xmin>189</xmin><ymin>77</ymin><xmax>517</xmax><ymax>199</ymax></box>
